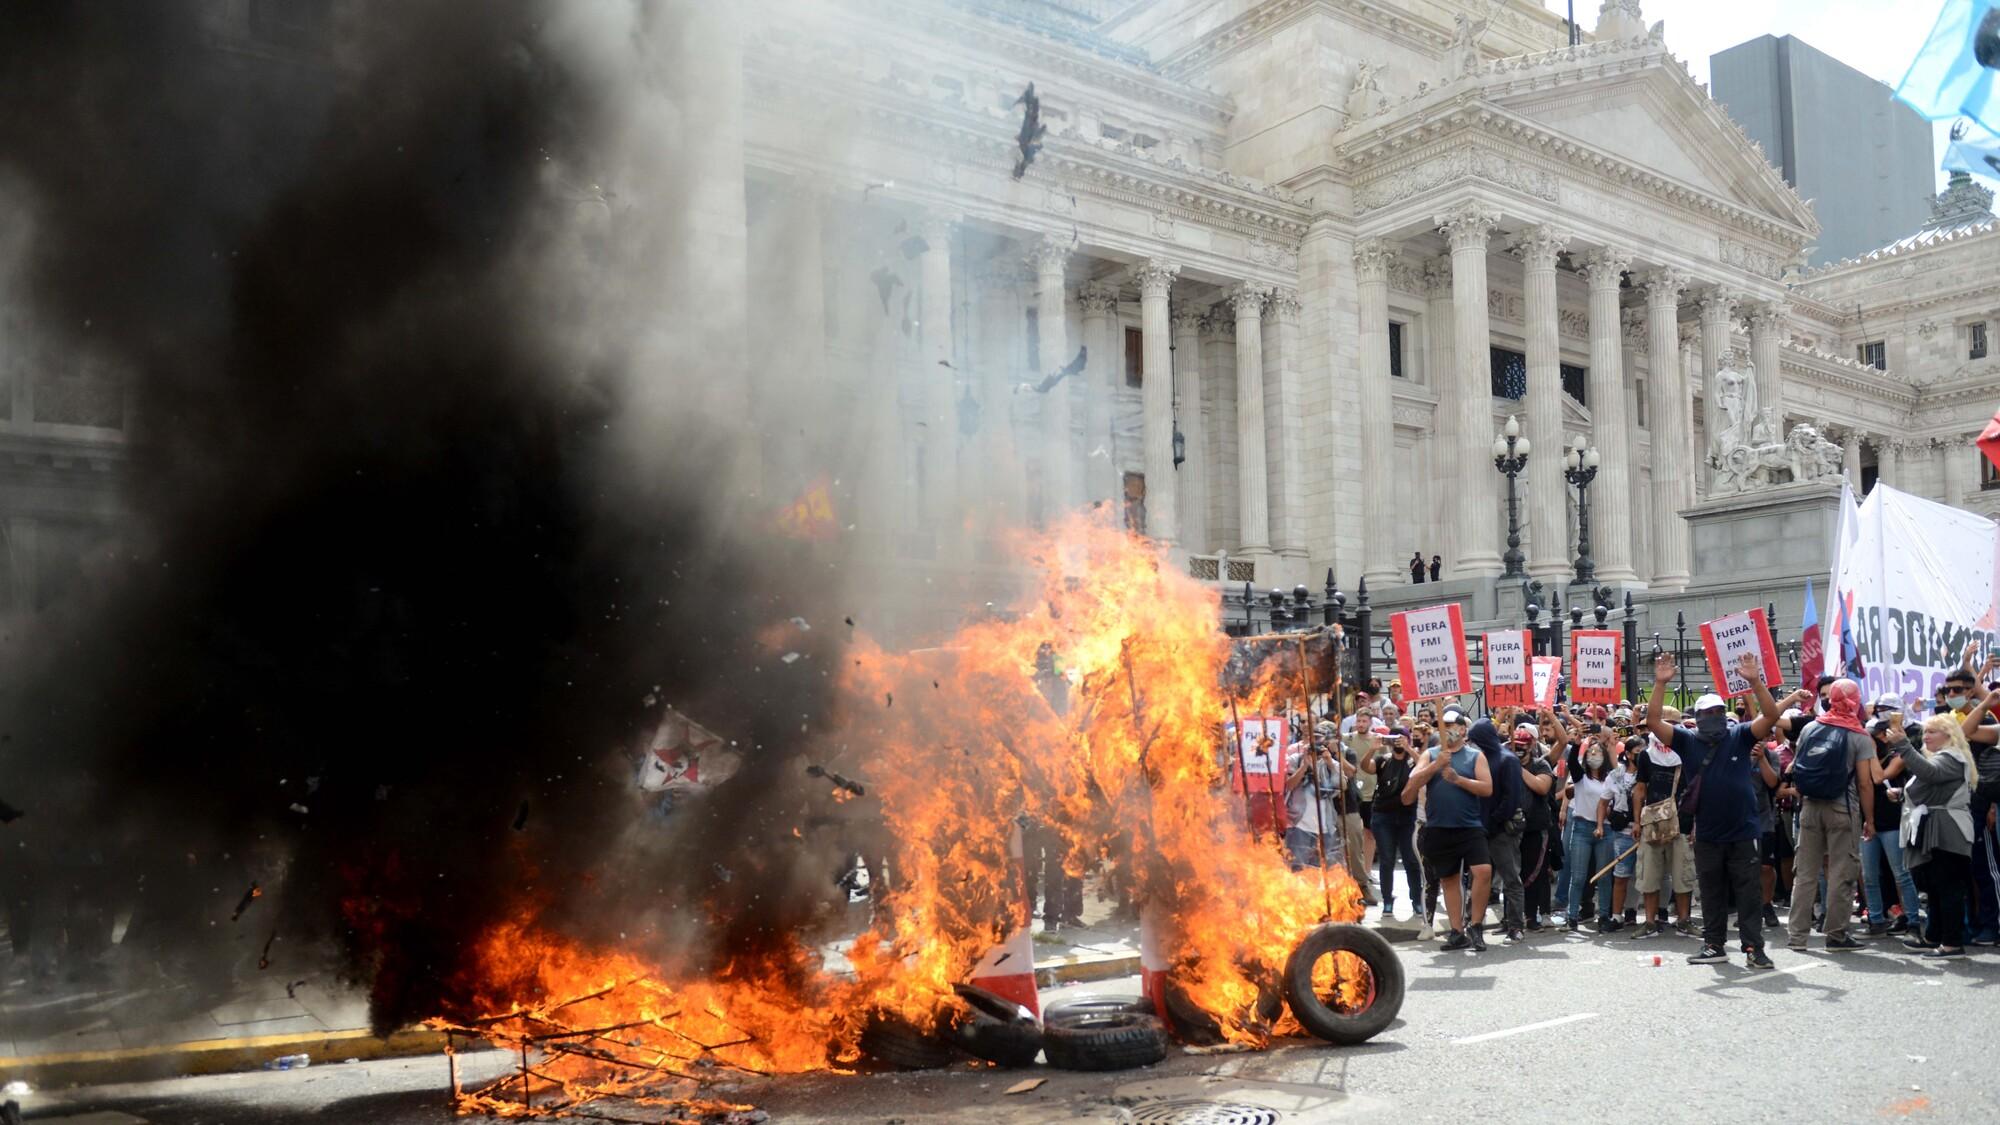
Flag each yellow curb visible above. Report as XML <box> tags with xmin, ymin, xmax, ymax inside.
<box><xmin>0</xmin><ymin>1027</ymin><xmax>448</xmax><ymax>1088</ymax></box>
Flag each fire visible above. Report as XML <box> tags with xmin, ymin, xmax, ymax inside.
<box><xmin>433</xmin><ymin>514</ymin><xmax>1363</xmax><ymax>1114</ymax></box>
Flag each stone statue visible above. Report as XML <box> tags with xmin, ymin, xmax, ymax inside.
<box><xmin>1707</xmin><ymin>349</ymin><xmax>1759</xmax><ymax>464</ymax></box>
<box><xmin>1449</xmin><ymin>14</ymin><xmax>1488</xmax><ymax>77</ymax></box>
<box><xmin>1344</xmin><ymin>61</ymin><xmax>1382</xmax><ymax>125</ymax></box>
<box><xmin>1707</xmin><ymin>350</ymin><xmax>1797</xmax><ymax>495</ymax></box>
<box><xmin>1595</xmin><ymin>0</ymin><xmax>1646</xmax><ymax>41</ymax></box>
<box><xmin>1785</xmin><ymin>424</ymin><xmax>1844</xmax><ymax>483</ymax></box>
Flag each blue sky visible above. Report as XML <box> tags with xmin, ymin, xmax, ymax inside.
<box><xmin>1535</xmin><ymin>0</ymin><xmax>1970</xmax><ymax>191</ymax></box>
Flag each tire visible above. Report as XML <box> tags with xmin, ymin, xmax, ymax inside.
<box><xmin>947</xmin><ymin>983</ymin><xmax>1043</xmax><ymax>1068</ymax></box>
<box><xmin>1282</xmin><ymin>923</ymin><xmax>1405</xmax><ymax>1046</ymax></box>
<box><xmin>858</xmin><ymin>1011</ymin><xmax>959</xmax><ymax>1070</ymax></box>
<box><xmin>1040</xmin><ymin>993</ymin><xmax>1156</xmax><ymax>1022</ymax></box>
<box><xmin>1163</xmin><ymin>973</ymin><xmax>1284</xmax><ymax>1044</ymax></box>
<box><xmin>1041</xmin><ymin>1010</ymin><xmax>1169</xmax><ymax>1072</ymax></box>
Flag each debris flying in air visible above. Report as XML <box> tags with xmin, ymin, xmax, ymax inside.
<box><xmin>869</xmin><ymin>266</ymin><xmax>904</xmax><ymax>313</ymax></box>
<box><xmin>1023</xmin><ymin>346</ymin><xmax>1087</xmax><ymax>393</ymax></box>
<box><xmin>1013</xmin><ymin>82</ymin><xmax>1046</xmax><ymax>179</ymax></box>
<box><xmin>231</xmin><ymin>883</ymin><xmax>263</xmax><ymax>922</ymax></box>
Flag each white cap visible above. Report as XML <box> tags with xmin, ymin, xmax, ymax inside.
<box><xmin>1441</xmin><ymin>708</ymin><xmax>1469</xmax><ymax>725</ymax></box>
<box><xmin>1780</xmin><ymin>707</ymin><xmax>1805</xmax><ymax>723</ymax></box>
<box><xmin>1872</xmin><ymin>692</ymin><xmax>1904</xmax><ymax>710</ymax></box>
<box><xmin>1693</xmin><ymin>693</ymin><xmax>1727</xmax><ymax>713</ymax></box>
<box><xmin>1512</xmin><ymin>723</ymin><xmax>1538</xmax><ymax>740</ymax></box>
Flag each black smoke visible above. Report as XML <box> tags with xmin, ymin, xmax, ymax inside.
<box><xmin>0</xmin><ymin>2</ymin><xmax>852</xmax><ymax>1033</ymax></box>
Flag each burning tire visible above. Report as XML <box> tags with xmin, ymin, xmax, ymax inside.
<box><xmin>946</xmin><ymin>983</ymin><xmax>1043</xmax><ymax>1068</ymax></box>
<box><xmin>1281</xmin><ymin>923</ymin><xmax>1404</xmax><ymax>1046</ymax></box>
<box><xmin>1041</xmin><ymin>993</ymin><xmax>1156</xmax><ymax>1021</ymax></box>
<box><xmin>858</xmin><ymin>1011</ymin><xmax>960</xmax><ymax>1070</ymax></box>
<box><xmin>1162</xmin><ymin>976</ymin><xmax>1283</xmax><ymax>1046</ymax></box>
<box><xmin>1041</xmin><ymin>1010</ymin><xmax>1169</xmax><ymax>1072</ymax></box>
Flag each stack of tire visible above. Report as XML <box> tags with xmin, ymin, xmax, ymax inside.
<box><xmin>857</xmin><ymin>924</ymin><xmax>1400</xmax><ymax>1072</ymax></box>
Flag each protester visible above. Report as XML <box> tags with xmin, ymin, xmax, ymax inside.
<box><xmin>1519</xmin><ymin>718</ymin><xmax>1559</xmax><ymax>930</ymax></box>
<box><xmin>1560</xmin><ymin>729</ymin><xmax>1616</xmax><ymax>933</ymax></box>
<box><xmin>1761</xmin><ymin>710</ymin><xmax>1803</xmax><ymax>927</ymax></box>
<box><xmin>1630</xmin><ymin>726</ymin><xmax>1695</xmax><ymax>939</ymax></box>
<box><xmin>1644</xmin><ymin>652</ymin><xmax>1781</xmax><ymax>971</ymax></box>
<box><xmin>1863</xmin><ymin>714</ymin><xmax>1924</xmax><ymax>936</ymax></box>
<box><xmin>1403</xmin><ymin>708</ymin><xmax>1494</xmax><ymax>951</ymax></box>
<box><xmin>1784</xmin><ymin>679</ymin><xmax>1875</xmax><ymax>952</ymax></box>
<box><xmin>1893</xmin><ymin>713</ymin><xmax>1980</xmax><ymax>958</ymax></box>
<box><xmin>1362</xmin><ymin>723</ymin><xmax>1422</xmax><ymax>919</ymax></box>
<box><xmin>1474</xmin><ymin>714</ymin><xmax>1529</xmax><ymax>943</ymax></box>
<box><xmin>1950</xmin><ymin>666</ymin><xmax>2000</xmax><ymax>947</ymax></box>
<box><xmin>1283</xmin><ymin>728</ymin><xmax>1344</xmax><ymax>873</ymax></box>
<box><xmin>1601</xmin><ymin>742</ymin><xmax>1637</xmax><ymax>930</ymax></box>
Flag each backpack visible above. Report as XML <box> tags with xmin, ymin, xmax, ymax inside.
<box><xmin>1790</xmin><ymin>722</ymin><xmax>1854</xmax><ymax>802</ymax></box>
<box><xmin>1638</xmin><ymin>766</ymin><xmax>1681</xmax><ymax>845</ymax></box>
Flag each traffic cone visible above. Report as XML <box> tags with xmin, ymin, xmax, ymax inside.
<box><xmin>1138</xmin><ymin>898</ymin><xmax>1170</xmax><ymax>1021</ymax></box>
<box><xmin>965</xmin><ymin>822</ymin><xmax>1041</xmax><ymax>1017</ymax></box>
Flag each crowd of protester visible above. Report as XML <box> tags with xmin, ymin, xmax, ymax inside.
<box><xmin>1264</xmin><ymin>653</ymin><xmax>2000</xmax><ymax>971</ymax></box>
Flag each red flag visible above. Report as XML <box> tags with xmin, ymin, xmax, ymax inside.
<box><xmin>1979</xmin><ymin>405</ymin><xmax>2000</xmax><ymax>474</ymax></box>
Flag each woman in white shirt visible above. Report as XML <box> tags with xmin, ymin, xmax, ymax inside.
<box><xmin>1561</xmin><ymin>735</ymin><xmax>1617</xmax><ymax>932</ymax></box>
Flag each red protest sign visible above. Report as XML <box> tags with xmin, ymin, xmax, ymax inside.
<box><xmin>1391</xmin><ymin>604</ymin><xmax>1472</xmax><ymax>702</ymax></box>
<box><xmin>1699</xmin><ymin>608</ymin><xmax>1783</xmax><ymax>698</ymax></box>
<box><xmin>1569</xmin><ymin>630</ymin><xmax>1623</xmax><ymax>705</ymax></box>
<box><xmin>1531</xmin><ymin>656</ymin><xmax>1562</xmax><ymax>708</ymax></box>
<box><xmin>1484</xmin><ymin>629</ymin><xmax>1533</xmax><ymax>707</ymax></box>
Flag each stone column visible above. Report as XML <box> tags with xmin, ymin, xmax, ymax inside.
<box><xmin>974</xmin><ymin>259</ymin><xmax>1026</xmax><ymax>530</ymax></box>
<box><xmin>1203</xmin><ymin>311</ymin><xmax>1239</xmax><ymax>551</ymax></box>
<box><xmin>1581</xmin><ymin>247</ymin><xmax>1638</xmax><ymax>584</ymax></box>
<box><xmin>919</xmin><ymin>215</ymin><xmax>959</xmax><ymax>532</ymax></box>
<box><xmin>1877</xmin><ymin>438</ymin><xmax>1900</xmax><ymax>488</ymax></box>
<box><xmin>1516</xmin><ymin>227</ymin><xmax>1571</xmax><ymax>580</ymax></box>
<box><xmin>1436</xmin><ymin>202</ymin><xmax>1503</xmax><ymax>578</ymax></box>
<box><xmin>1643</xmin><ymin>269</ymin><xmax>1692</xmax><ymax>591</ymax></box>
<box><xmin>1137</xmin><ymin>259</ymin><xmax>1181</xmax><ymax>542</ymax></box>
<box><xmin>1355</xmin><ymin>239</ymin><xmax>1399</xmax><ymax>586</ymax></box>
<box><xmin>1232</xmin><ymin>284</ymin><xmax>1272</xmax><ymax>556</ymax></box>
<box><xmin>1423</xmin><ymin>258</ymin><xmax>1459</xmax><ymax>573</ymax></box>
<box><xmin>1698</xmin><ymin>288</ymin><xmax>1740</xmax><ymax>469</ymax></box>
<box><xmin>1031</xmin><ymin>235</ymin><xmax>1073</xmax><ymax>522</ymax></box>
<box><xmin>1945</xmin><ymin>432</ymin><xmax>1975</xmax><ymax>504</ymax></box>
<box><xmin>1841</xmin><ymin>430</ymin><xmax>1863</xmax><ymax>487</ymax></box>
<box><xmin>1748</xmin><ymin>301</ymin><xmax>1788</xmax><ymax>429</ymax></box>
<box><xmin>1679</xmin><ymin>322</ymin><xmax>1702</xmax><ymax>500</ymax></box>
<box><xmin>1172</xmin><ymin>304</ymin><xmax>1209</xmax><ymax>552</ymax></box>
<box><xmin>1264</xmin><ymin>289</ymin><xmax>1305</xmax><ymax>560</ymax></box>
<box><xmin>1078</xmin><ymin>281</ymin><xmax>1122</xmax><ymax>505</ymax></box>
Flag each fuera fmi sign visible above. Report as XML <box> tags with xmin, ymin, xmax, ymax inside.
<box><xmin>1391</xmin><ymin>603</ymin><xmax>1471</xmax><ymax>702</ymax></box>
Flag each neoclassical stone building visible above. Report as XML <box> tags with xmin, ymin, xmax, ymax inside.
<box><xmin>722</xmin><ymin>0</ymin><xmax>2000</xmax><ymax>638</ymax></box>
<box><xmin>5</xmin><ymin>0</ymin><xmax>1998</xmax><ymax>641</ymax></box>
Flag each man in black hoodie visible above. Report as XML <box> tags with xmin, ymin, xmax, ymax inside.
<box><xmin>1476</xmin><ymin>712</ymin><xmax>1529</xmax><ymax>943</ymax></box>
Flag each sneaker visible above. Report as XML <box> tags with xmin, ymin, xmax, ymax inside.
<box><xmin>1503</xmin><ymin>928</ymin><xmax>1526</xmax><ymax>944</ymax></box>
<box><xmin>1972</xmin><ymin>931</ymin><xmax>2000</xmax><ymax>947</ymax></box>
<box><xmin>1633</xmin><ymin>922</ymin><xmax>1664</xmax><ymax>940</ymax></box>
<box><xmin>1567</xmin><ymin>918</ymin><xmax>1581</xmax><ymax>933</ymax></box>
<box><xmin>1600</xmin><ymin>917</ymin><xmax>1626</xmax><ymax>933</ymax></box>
<box><xmin>1469</xmin><ymin>927</ymin><xmax>1488</xmax><ymax>952</ymax></box>
<box><xmin>1922</xmin><ymin>947</ymin><xmax>1966</xmax><ymax>959</ymax></box>
<box><xmin>1525</xmin><ymin>918</ymin><xmax>1546</xmax><ymax>932</ymax></box>
<box><xmin>1687</xmin><ymin>944</ymin><xmax>1729</xmax><ymax>964</ymax></box>
<box><xmin>1825</xmin><ymin>934</ymin><xmax>1864</xmax><ymax>952</ymax></box>
<box><xmin>1418</xmin><ymin>916</ymin><xmax>1435</xmax><ymax>942</ymax></box>
<box><xmin>1889</xmin><ymin>916</ymin><xmax>1911</xmax><ymax>935</ymax></box>
<box><xmin>1902</xmin><ymin>937</ymin><xmax>1934</xmax><ymax>952</ymax></box>
<box><xmin>1786</xmin><ymin>935</ymin><xmax>1809</xmax><ymax>951</ymax></box>
<box><xmin>1865</xmin><ymin>920</ymin><xmax>1892</xmax><ymax>936</ymax></box>
<box><xmin>1744</xmin><ymin>948</ymin><xmax>1777</xmax><ymax>971</ymax></box>
<box><xmin>1763</xmin><ymin>905</ymin><xmax>1781</xmax><ymax>928</ymax></box>
<box><xmin>1624</xmin><ymin>908</ymin><xmax>1638</xmax><ymax>925</ymax></box>
<box><xmin>1441</xmin><ymin>930</ymin><xmax>1471</xmax><ymax>951</ymax></box>
<box><xmin>1674</xmin><ymin>919</ymin><xmax>1694</xmax><ymax>937</ymax></box>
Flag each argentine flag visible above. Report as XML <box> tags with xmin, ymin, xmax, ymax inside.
<box><xmin>1898</xmin><ymin>0</ymin><xmax>2000</xmax><ymax>136</ymax></box>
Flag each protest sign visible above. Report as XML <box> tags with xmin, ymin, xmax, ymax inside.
<box><xmin>1569</xmin><ymin>630</ymin><xmax>1623</xmax><ymax>705</ymax></box>
<box><xmin>1484</xmin><ymin>630</ymin><xmax>1532</xmax><ymax>707</ymax></box>
<box><xmin>1700</xmin><ymin>608</ymin><xmax>1783</xmax><ymax>698</ymax></box>
<box><xmin>1531</xmin><ymin>656</ymin><xmax>1562</xmax><ymax>708</ymax></box>
<box><xmin>1232</xmin><ymin>715</ymin><xmax>1289</xmax><ymax>837</ymax></box>
<box><xmin>1391</xmin><ymin>604</ymin><xmax>1472</xmax><ymax>701</ymax></box>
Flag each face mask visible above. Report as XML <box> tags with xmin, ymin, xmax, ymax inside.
<box><xmin>1946</xmin><ymin>694</ymin><xmax>1968</xmax><ymax>711</ymax></box>
<box><xmin>1697</xmin><ymin>712</ymin><xmax>1729</xmax><ymax>740</ymax></box>
<box><xmin>1586</xmin><ymin>751</ymin><xmax>1605</xmax><ymax>769</ymax></box>
<box><xmin>1442</xmin><ymin>726</ymin><xmax>1464</xmax><ymax>744</ymax></box>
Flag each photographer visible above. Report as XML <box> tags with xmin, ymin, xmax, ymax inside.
<box><xmin>1362</xmin><ymin>723</ymin><xmax>1422</xmax><ymax>920</ymax></box>
<box><xmin>1282</xmin><ymin>725</ymin><xmax>1344</xmax><ymax>873</ymax></box>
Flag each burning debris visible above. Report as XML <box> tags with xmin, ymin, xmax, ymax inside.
<box><xmin>231</xmin><ymin>882</ymin><xmax>263</xmax><ymax>922</ymax></box>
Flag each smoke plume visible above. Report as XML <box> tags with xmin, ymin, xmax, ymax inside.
<box><xmin>0</xmin><ymin>1</ymin><xmax>866</xmax><ymax>1033</ymax></box>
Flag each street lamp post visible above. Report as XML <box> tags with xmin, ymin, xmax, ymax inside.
<box><xmin>1491</xmin><ymin>415</ymin><xmax>1531</xmax><ymax>580</ymax></box>
<box><xmin>1564</xmin><ymin>435</ymin><xmax>1601</xmax><ymax>586</ymax></box>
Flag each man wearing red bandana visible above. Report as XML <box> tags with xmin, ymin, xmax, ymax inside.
<box><xmin>1784</xmin><ymin>678</ymin><xmax>1878</xmax><ymax>953</ymax></box>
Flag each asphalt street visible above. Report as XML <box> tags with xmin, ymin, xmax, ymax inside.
<box><xmin>19</xmin><ymin>925</ymin><xmax>2000</xmax><ymax>1124</ymax></box>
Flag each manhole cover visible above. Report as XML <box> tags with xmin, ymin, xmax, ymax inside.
<box><xmin>1131</xmin><ymin>1100</ymin><xmax>1285</xmax><ymax>1125</ymax></box>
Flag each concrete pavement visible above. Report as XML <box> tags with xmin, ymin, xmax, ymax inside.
<box><xmin>21</xmin><ymin>920</ymin><xmax>2000</xmax><ymax>1124</ymax></box>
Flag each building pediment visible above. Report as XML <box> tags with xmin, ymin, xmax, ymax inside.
<box><xmin>1339</xmin><ymin>37</ymin><xmax>1819</xmax><ymax>252</ymax></box>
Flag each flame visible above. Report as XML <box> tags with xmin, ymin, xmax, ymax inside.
<box><xmin>434</xmin><ymin>514</ymin><xmax>1363</xmax><ymax>1114</ymax></box>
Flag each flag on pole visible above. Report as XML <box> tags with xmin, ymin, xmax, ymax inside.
<box><xmin>1800</xmin><ymin>580</ymin><xmax>1823</xmax><ymax>695</ymax></box>
<box><xmin>1945</xmin><ymin>120</ymin><xmax>2000</xmax><ymax>177</ymax></box>
<box><xmin>1897</xmin><ymin>0</ymin><xmax>2000</xmax><ymax>136</ymax></box>
<box><xmin>1978</xmin><ymin>404</ymin><xmax>2000</xmax><ymax>475</ymax></box>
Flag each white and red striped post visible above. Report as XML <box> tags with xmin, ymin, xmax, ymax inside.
<box><xmin>965</xmin><ymin>821</ymin><xmax>1041</xmax><ymax>1017</ymax></box>
<box><xmin>1138</xmin><ymin>897</ymin><xmax>1170</xmax><ymax>1021</ymax></box>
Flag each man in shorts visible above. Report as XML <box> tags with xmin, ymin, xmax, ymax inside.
<box><xmin>1403</xmin><ymin>708</ymin><xmax>1494</xmax><ymax>951</ymax></box>
<box><xmin>1632</xmin><ymin>731</ymin><xmax>1696</xmax><ymax>938</ymax></box>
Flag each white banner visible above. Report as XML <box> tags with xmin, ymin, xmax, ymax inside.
<box><xmin>1827</xmin><ymin>482</ymin><xmax>2000</xmax><ymax>706</ymax></box>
